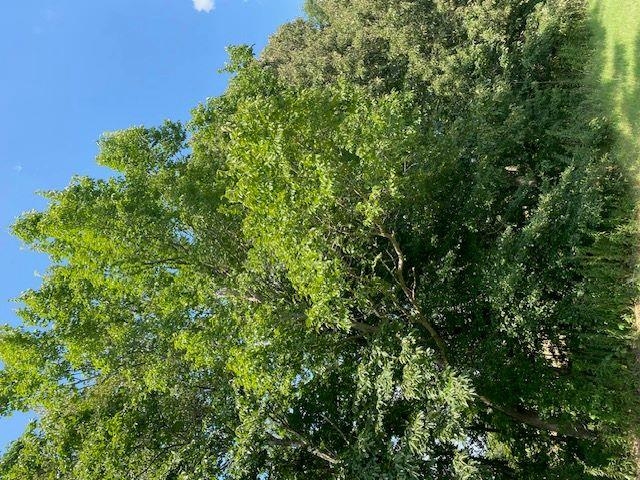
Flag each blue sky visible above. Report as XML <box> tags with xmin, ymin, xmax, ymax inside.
<box><xmin>0</xmin><ymin>0</ymin><xmax>303</xmax><ymax>452</ymax></box>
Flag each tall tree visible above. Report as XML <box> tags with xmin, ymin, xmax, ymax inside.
<box><xmin>1</xmin><ymin>1</ymin><xmax>638</xmax><ymax>478</ymax></box>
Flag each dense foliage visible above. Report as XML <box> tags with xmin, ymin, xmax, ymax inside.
<box><xmin>1</xmin><ymin>0</ymin><xmax>638</xmax><ymax>478</ymax></box>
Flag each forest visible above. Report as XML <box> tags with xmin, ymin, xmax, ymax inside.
<box><xmin>1</xmin><ymin>0</ymin><xmax>639</xmax><ymax>478</ymax></box>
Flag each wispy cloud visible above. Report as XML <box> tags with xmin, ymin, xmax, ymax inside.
<box><xmin>193</xmin><ymin>0</ymin><xmax>215</xmax><ymax>12</ymax></box>
<box><xmin>12</xmin><ymin>164</ymin><xmax>23</xmax><ymax>173</ymax></box>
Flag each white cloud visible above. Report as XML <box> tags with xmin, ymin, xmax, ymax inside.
<box><xmin>12</xmin><ymin>164</ymin><xmax>23</xmax><ymax>173</ymax></box>
<box><xmin>193</xmin><ymin>0</ymin><xmax>215</xmax><ymax>12</ymax></box>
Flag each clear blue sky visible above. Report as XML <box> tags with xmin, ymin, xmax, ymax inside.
<box><xmin>0</xmin><ymin>0</ymin><xmax>303</xmax><ymax>452</ymax></box>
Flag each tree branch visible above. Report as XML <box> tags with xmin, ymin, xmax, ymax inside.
<box><xmin>267</xmin><ymin>415</ymin><xmax>341</xmax><ymax>467</ymax></box>
<box><xmin>320</xmin><ymin>412</ymin><xmax>350</xmax><ymax>446</ymax></box>
<box><xmin>266</xmin><ymin>432</ymin><xmax>341</xmax><ymax>466</ymax></box>
<box><xmin>350</xmin><ymin>320</ymin><xmax>378</xmax><ymax>334</ymax></box>
<box><xmin>376</xmin><ymin>226</ymin><xmax>449</xmax><ymax>364</ymax></box>
<box><xmin>477</xmin><ymin>395</ymin><xmax>593</xmax><ymax>439</ymax></box>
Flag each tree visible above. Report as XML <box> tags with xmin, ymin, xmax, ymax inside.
<box><xmin>1</xmin><ymin>1</ymin><xmax>638</xmax><ymax>478</ymax></box>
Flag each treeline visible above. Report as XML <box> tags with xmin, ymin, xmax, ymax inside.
<box><xmin>1</xmin><ymin>0</ymin><xmax>638</xmax><ymax>478</ymax></box>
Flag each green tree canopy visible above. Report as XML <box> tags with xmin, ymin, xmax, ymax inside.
<box><xmin>1</xmin><ymin>0</ymin><xmax>638</xmax><ymax>478</ymax></box>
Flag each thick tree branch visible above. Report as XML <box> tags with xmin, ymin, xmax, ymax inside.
<box><xmin>477</xmin><ymin>395</ymin><xmax>593</xmax><ymax>439</ymax></box>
